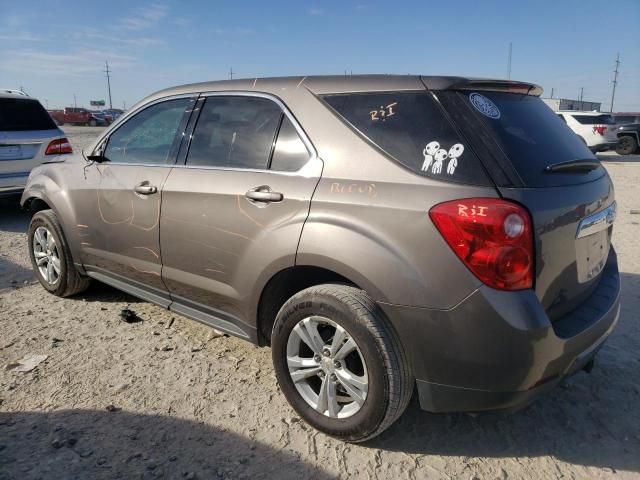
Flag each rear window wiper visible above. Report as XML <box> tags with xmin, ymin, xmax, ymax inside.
<box><xmin>544</xmin><ymin>159</ymin><xmax>601</xmax><ymax>173</ymax></box>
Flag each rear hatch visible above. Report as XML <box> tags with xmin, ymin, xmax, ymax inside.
<box><xmin>434</xmin><ymin>85</ymin><xmax>615</xmax><ymax>319</ymax></box>
<box><xmin>0</xmin><ymin>96</ymin><xmax>62</xmax><ymax>181</ymax></box>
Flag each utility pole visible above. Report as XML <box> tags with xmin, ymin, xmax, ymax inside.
<box><xmin>229</xmin><ymin>67</ymin><xmax>234</xmax><ymax>80</ymax></box>
<box><xmin>579</xmin><ymin>87</ymin><xmax>584</xmax><ymax>102</ymax></box>
<box><xmin>506</xmin><ymin>42</ymin><xmax>512</xmax><ymax>79</ymax></box>
<box><xmin>104</xmin><ymin>61</ymin><xmax>113</xmax><ymax>109</ymax></box>
<box><xmin>550</xmin><ymin>87</ymin><xmax>554</xmax><ymax>99</ymax></box>
<box><xmin>610</xmin><ymin>53</ymin><xmax>620</xmax><ymax>112</ymax></box>
<box><xmin>73</xmin><ymin>94</ymin><xmax>77</xmax><ymax>108</ymax></box>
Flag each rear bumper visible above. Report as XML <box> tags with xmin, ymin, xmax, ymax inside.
<box><xmin>379</xmin><ymin>248</ymin><xmax>620</xmax><ymax>413</ymax></box>
<box><xmin>0</xmin><ymin>172</ymin><xmax>29</xmax><ymax>197</ymax></box>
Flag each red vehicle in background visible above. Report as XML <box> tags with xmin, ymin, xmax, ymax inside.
<box><xmin>47</xmin><ymin>108</ymin><xmax>108</xmax><ymax>126</ymax></box>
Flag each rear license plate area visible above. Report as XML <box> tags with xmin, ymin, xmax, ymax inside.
<box><xmin>0</xmin><ymin>145</ymin><xmax>22</xmax><ymax>159</ymax></box>
<box><xmin>575</xmin><ymin>229</ymin><xmax>610</xmax><ymax>283</ymax></box>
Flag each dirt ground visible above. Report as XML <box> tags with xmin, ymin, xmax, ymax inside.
<box><xmin>1</xmin><ymin>126</ymin><xmax>639</xmax><ymax>479</ymax></box>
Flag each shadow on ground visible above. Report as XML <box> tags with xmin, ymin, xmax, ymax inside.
<box><xmin>0</xmin><ymin>257</ymin><xmax>33</xmax><ymax>290</ymax></box>
<box><xmin>0</xmin><ymin>409</ymin><xmax>334</xmax><ymax>480</ymax></box>
<box><xmin>370</xmin><ymin>271</ymin><xmax>640</xmax><ymax>473</ymax></box>
<box><xmin>0</xmin><ymin>197</ymin><xmax>29</xmax><ymax>234</ymax></box>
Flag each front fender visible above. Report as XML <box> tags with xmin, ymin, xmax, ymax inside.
<box><xmin>21</xmin><ymin>163</ymin><xmax>84</xmax><ymax>261</ymax></box>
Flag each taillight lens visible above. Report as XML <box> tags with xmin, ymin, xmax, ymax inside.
<box><xmin>45</xmin><ymin>138</ymin><xmax>73</xmax><ymax>155</ymax></box>
<box><xmin>593</xmin><ymin>126</ymin><xmax>606</xmax><ymax>135</ymax></box>
<box><xmin>429</xmin><ymin>198</ymin><xmax>533</xmax><ymax>291</ymax></box>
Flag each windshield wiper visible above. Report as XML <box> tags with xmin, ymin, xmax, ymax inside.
<box><xmin>545</xmin><ymin>159</ymin><xmax>601</xmax><ymax>173</ymax></box>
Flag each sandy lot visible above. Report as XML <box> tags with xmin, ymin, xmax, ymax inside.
<box><xmin>1</xmin><ymin>126</ymin><xmax>639</xmax><ymax>479</ymax></box>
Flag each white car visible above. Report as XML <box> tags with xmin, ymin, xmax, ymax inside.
<box><xmin>0</xmin><ymin>92</ymin><xmax>72</xmax><ymax>197</ymax></box>
<box><xmin>555</xmin><ymin>111</ymin><xmax>618</xmax><ymax>152</ymax></box>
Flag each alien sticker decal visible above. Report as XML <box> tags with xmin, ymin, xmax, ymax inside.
<box><xmin>421</xmin><ymin>141</ymin><xmax>440</xmax><ymax>172</ymax></box>
<box><xmin>422</xmin><ymin>141</ymin><xmax>465</xmax><ymax>175</ymax></box>
<box><xmin>446</xmin><ymin>143</ymin><xmax>464</xmax><ymax>174</ymax></box>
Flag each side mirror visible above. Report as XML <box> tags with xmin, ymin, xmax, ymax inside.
<box><xmin>86</xmin><ymin>154</ymin><xmax>109</xmax><ymax>163</ymax></box>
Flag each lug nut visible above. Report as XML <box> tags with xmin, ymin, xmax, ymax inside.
<box><xmin>323</xmin><ymin>348</ymin><xmax>331</xmax><ymax>357</ymax></box>
<box><xmin>313</xmin><ymin>354</ymin><xmax>321</xmax><ymax>362</ymax></box>
<box><xmin>330</xmin><ymin>374</ymin><xmax>337</xmax><ymax>382</ymax></box>
<box><xmin>333</xmin><ymin>361</ymin><xmax>341</xmax><ymax>368</ymax></box>
<box><xmin>318</xmin><ymin>371</ymin><xmax>325</xmax><ymax>378</ymax></box>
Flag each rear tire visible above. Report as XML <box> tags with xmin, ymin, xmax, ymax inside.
<box><xmin>89</xmin><ymin>119</ymin><xmax>97</xmax><ymax>127</ymax></box>
<box><xmin>271</xmin><ymin>284</ymin><xmax>412</xmax><ymax>442</ymax></box>
<box><xmin>28</xmin><ymin>210</ymin><xmax>90</xmax><ymax>297</ymax></box>
<box><xmin>616</xmin><ymin>135</ymin><xmax>638</xmax><ymax>155</ymax></box>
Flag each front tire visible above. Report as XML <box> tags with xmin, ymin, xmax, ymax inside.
<box><xmin>28</xmin><ymin>210</ymin><xmax>90</xmax><ymax>297</ymax></box>
<box><xmin>271</xmin><ymin>284</ymin><xmax>412</xmax><ymax>442</ymax></box>
<box><xmin>616</xmin><ymin>135</ymin><xmax>638</xmax><ymax>155</ymax></box>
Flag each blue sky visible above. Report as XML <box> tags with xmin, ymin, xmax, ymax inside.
<box><xmin>1</xmin><ymin>0</ymin><xmax>639</xmax><ymax>111</ymax></box>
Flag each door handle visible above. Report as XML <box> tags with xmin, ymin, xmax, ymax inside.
<box><xmin>245</xmin><ymin>187</ymin><xmax>283</xmax><ymax>203</ymax></box>
<box><xmin>134</xmin><ymin>183</ymin><xmax>158</xmax><ymax>195</ymax></box>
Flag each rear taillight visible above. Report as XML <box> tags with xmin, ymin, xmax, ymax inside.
<box><xmin>429</xmin><ymin>198</ymin><xmax>533</xmax><ymax>291</ymax></box>
<box><xmin>45</xmin><ymin>138</ymin><xmax>73</xmax><ymax>155</ymax></box>
<box><xmin>593</xmin><ymin>126</ymin><xmax>606</xmax><ymax>135</ymax></box>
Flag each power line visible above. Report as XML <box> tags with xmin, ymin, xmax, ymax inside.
<box><xmin>104</xmin><ymin>61</ymin><xmax>113</xmax><ymax>110</ymax></box>
<box><xmin>610</xmin><ymin>53</ymin><xmax>620</xmax><ymax>112</ymax></box>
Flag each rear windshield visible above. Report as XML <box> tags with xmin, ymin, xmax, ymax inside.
<box><xmin>322</xmin><ymin>92</ymin><xmax>491</xmax><ymax>185</ymax></box>
<box><xmin>444</xmin><ymin>91</ymin><xmax>603</xmax><ymax>187</ymax></box>
<box><xmin>572</xmin><ymin>114</ymin><xmax>615</xmax><ymax>125</ymax></box>
<box><xmin>0</xmin><ymin>98</ymin><xmax>57</xmax><ymax>131</ymax></box>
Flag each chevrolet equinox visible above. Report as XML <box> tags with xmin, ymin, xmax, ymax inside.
<box><xmin>21</xmin><ymin>76</ymin><xmax>621</xmax><ymax>441</ymax></box>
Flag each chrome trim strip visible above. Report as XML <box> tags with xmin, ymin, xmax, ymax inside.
<box><xmin>576</xmin><ymin>201</ymin><xmax>617</xmax><ymax>239</ymax></box>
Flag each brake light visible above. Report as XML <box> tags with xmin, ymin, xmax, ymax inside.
<box><xmin>429</xmin><ymin>198</ymin><xmax>533</xmax><ymax>291</ymax></box>
<box><xmin>45</xmin><ymin>138</ymin><xmax>73</xmax><ymax>155</ymax></box>
<box><xmin>593</xmin><ymin>126</ymin><xmax>606</xmax><ymax>135</ymax></box>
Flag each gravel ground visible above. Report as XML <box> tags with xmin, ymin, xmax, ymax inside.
<box><xmin>1</xmin><ymin>126</ymin><xmax>639</xmax><ymax>479</ymax></box>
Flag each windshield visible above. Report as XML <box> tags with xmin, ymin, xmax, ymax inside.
<box><xmin>572</xmin><ymin>114</ymin><xmax>615</xmax><ymax>125</ymax></box>
<box><xmin>439</xmin><ymin>91</ymin><xmax>604</xmax><ymax>187</ymax></box>
<box><xmin>0</xmin><ymin>98</ymin><xmax>57</xmax><ymax>132</ymax></box>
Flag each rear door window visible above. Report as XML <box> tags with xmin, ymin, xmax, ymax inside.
<box><xmin>186</xmin><ymin>96</ymin><xmax>282</xmax><ymax>169</ymax></box>
<box><xmin>439</xmin><ymin>91</ymin><xmax>605</xmax><ymax>187</ymax></box>
<box><xmin>0</xmin><ymin>98</ymin><xmax>57</xmax><ymax>131</ymax></box>
<box><xmin>322</xmin><ymin>92</ymin><xmax>491</xmax><ymax>185</ymax></box>
<box><xmin>270</xmin><ymin>116</ymin><xmax>310</xmax><ymax>171</ymax></box>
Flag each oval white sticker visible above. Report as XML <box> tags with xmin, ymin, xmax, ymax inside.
<box><xmin>469</xmin><ymin>93</ymin><xmax>501</xmax><ymax>119</ymax></box>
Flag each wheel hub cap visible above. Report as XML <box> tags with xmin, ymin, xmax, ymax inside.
<box><xmin>33</xmin><ymin>226</ymin><xmax>61</xmax><ymax>285</ymax></box>
<box><xmin>286</xmin><ymin>316</ymin><xmax>368</xmax><ymax>419</ymax></box>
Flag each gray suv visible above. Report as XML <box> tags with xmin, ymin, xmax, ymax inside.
<box><xmin>21</xmin><ymin>76</ymin><xmax>620</xmax><ymax>442</ymax></box>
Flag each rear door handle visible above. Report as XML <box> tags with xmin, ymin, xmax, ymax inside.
<box><xmin>245</xmin><ymin>187</ymin><xmax>283</xmax><ymax>203</ymax></box>
<box><xmin>134</xmin><ymin>183</ymin><xmax>158</xmax><ymax>195</ymax></box>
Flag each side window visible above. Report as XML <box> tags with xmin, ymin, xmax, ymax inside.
<box><xmin>270</xmin><ymin>117</ymin><xmax>310</xmax><ymax>171</ymax></box>
<box><xmin>186</xmin><ymin>96</ymin><xmax>282</xmax><ymax>169</ymax></box>
<box><xmin>323</xmin><ymin>92</ymin><xmax>490</xmax><ymax>184</ymax></box>
<box><xmin>104</xmin><ymin>98</ymin><xmax>189</xmax><ymax>165</ymax></box>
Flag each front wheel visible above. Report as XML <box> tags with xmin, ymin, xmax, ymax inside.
<box><xmin>28</xmin><ymin>210</ymin><xmax>90</xmax><ymax>297</ymax></box>
<box><xmin>271</xmin><ymin>284</ymin><xmax>412</xmax><ymax>442</ymax></box>
<box><xmin>616</xmin><ymin>135</ymin><xmax>638</xmax><ymax>155</ymax></box>
<box><xmin>88</xmin><ymin>119</ymin><xmax>97</xmax><ymax>127</ymax></box>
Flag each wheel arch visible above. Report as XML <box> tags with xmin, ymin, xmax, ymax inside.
<box><xmin>256</xmin><ymin>265</ymin><xmax>366</xmax><ymax>346</ymax></box>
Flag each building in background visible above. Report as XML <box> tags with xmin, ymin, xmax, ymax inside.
<box><xmin>542</xmin><ymin>98</ymin><xmax>601</xmax><ymax>112</ymax></box>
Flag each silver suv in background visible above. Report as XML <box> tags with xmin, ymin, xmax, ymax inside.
<box><xmin>0</xmin><ymin>92</ymin><xmax>72</xmax><ymax>197</ymax></box>
<box><xmin>555</xmin><ymin>111</ymin><xmax>618</xmax><ymax>152</ymax></box>
<box><xmin>21</xmin><ymin>76</ymin><xmax>620</xmax><ymax>441</ymax></box>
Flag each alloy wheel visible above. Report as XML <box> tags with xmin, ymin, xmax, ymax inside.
<box><xmin>286</xmin><ymin>316</ymin><xmax>368</xmax><ymax>418</ymax></box>
<box><xmin>33</xmin><ymin>226</ymin><xmax>61</xmax><ymax>285</ymax></box>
